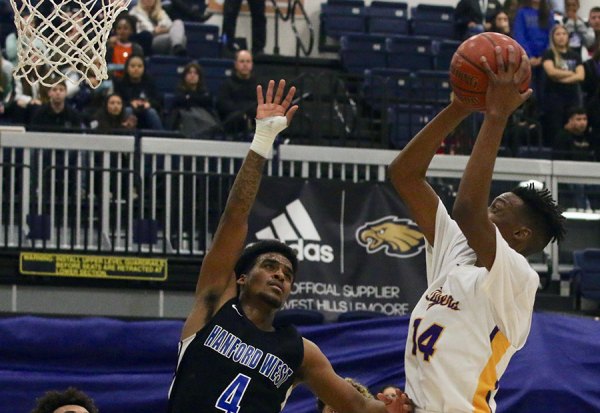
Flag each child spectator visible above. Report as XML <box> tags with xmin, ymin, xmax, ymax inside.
<box><xmin>562</xmin><ymin>0</ymin><xmax>595</xmax><ymax>57</ymax></box>
<box><xmin>169</xmin><ymin>62</ymin><xmax>219</xmax><ymax>138</ymax></box>
<box><xmin>106</xmin><ymin>14</ymin><xmax>144</xmax><ymax>78</ymax></box>
<box><xmin>542</xmin><ymin>24</ymin><xmax>585</xmax><ymax>146</ymax></box>
<box><xmin>114</xmin><ymin>55</ymin><xmax>163</xmax><ymax>130</ymax></box>
<box><xmin>129</xmin><ymin>0</ymin><xmax>187</xmax><ymax>56</ymax></box>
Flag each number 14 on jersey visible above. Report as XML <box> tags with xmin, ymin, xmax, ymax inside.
<box><xmin>411</xmin><ymin>318</ymin><xmax>445</xmax><ymax>361</ymax></box>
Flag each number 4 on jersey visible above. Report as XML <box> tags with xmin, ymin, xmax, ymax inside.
<box><xmin>411</xmin><ymin>318</ymin><xmax>444</xmax><ymax>361</ymax></box>
<box><xmin>216</xmin><ymin>373</ymin><xmax>251</xmax><ymax>413</ymax></box>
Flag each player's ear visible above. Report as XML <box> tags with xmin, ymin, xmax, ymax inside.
<box><xmin>513</xmin><ymin>225</ymin><xmax>532</xmax><ymax>241</ymax></box>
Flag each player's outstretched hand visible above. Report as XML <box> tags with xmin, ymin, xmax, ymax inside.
<box><xmin>480</xmin><ymin>45</ymin><xmax>532</xmax><ymax>119</ymax></box>
<box><xmin>377</xmin><ymin>389</ymin><xmax>413</xmax><ymax>413</ymax></box>
<box><xmin>256</xmin><ymin>79</ymin><xmax>299</xmax><ymax>125</ymax></box>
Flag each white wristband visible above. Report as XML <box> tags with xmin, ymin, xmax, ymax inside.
<box><xmin>250</xmin><ymin>116</ymin><xmax>288</xmax><ymax>158</ymax></box>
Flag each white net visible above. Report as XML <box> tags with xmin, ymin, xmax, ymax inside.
<box><xmin>9</xmin><ymin>0</ymin><xmax>131</xmax><ymax>88</ymax></box>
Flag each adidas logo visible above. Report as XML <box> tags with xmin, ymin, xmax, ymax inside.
<box><xmin>255</xmin><ymin>200</ymin><xmax>334</xmax><ymax>263</ymax></box>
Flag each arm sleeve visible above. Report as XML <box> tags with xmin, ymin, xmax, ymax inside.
<box><xmin>480</xmin><ymin>227</ymin><xmax>539</xmax><ymax>349</ymax></box>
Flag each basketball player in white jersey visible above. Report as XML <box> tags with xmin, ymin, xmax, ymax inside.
<box><xmin>388</xmin><ymin>47</ymin><xmax>565</xmax><ymax>412</ymax></box>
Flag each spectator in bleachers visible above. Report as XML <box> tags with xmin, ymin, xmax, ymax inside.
<box><xmin>31</xmin><ymin>386</ymin><xmax>99</xmax><ymax>413</ymax></box>
<box><xmin>130</xmin><ymin>0</ymin><xmax>187</xmax><ymax>56</ymax></box>
<box><xmin>30</xmin><ymin>80</ymin><xmax>84</xmax><ymax>130</ymax></box>
<box><xmin>222</xmin><ymin>0</ymin><xmax>266</xmax><ymax>55</ymax></box>
<box><xmin>217</xmin><ymin>50</ymin><xmax>256</xmax><ymax>137</ymax></box>
<box><xmin>166</xmin><ymin>0</ymin><xmax>213</xmax><ymax>23</ymax></box>
<box><xmin>554</xmin><ymin>107</ymin><xmax>593</xmax><ymax>160</ymax></box>
<box><xmin>542</xmin><ymin>24</ymin><xmax>584</xmax><ymax>146</ymax></box>
<box><xmin>70</xmin><ymin>58</ymin><xmax>112</xmax><ymax>125</ymax></box>
<box><xmin>106</xmin><ymin>14</ymin><xmax>144</xmax><ymax>78</ymax></box>
<box><xmin>513</xmin><ymin>0</ymin><xmax>555</xmax><ymax>101</ymax></box>
<box><xmin>169</xmin><ymin>61</ymin><xmax>219</xmax><ymax>138</ymax></box>
<box><xmin>91</xmin><ymin>93</ymin><xmax>137</xmax><ymax>132</ymax></box>
<box><xmin>0</xmin><ymin>55</ymin><xmax>13</xmax><ymax>118</ymax></box>
<box><xmin>562</xmin><ymin>0</ymin><xmax>595</xmax><ymax>57</ymax></box>
<box><xmin>587</xmin><ymin>7</ymin><xmax>600</xmax><ymax>58</ymax></box>
<box><xmin>503</xmin><ymin>97</ymin><xmax>543</xmax><ymax>156</ymax></box>
<box><xmin>5</xmin><ymin>11</ymin><xmax>43</xmax><ymax>67</ymax></box>
<box><xmin>8</xmin><ymin>54</ymin><xmax>49</xmax><ymax>125</ymax></box>
<box><xmin>489</xmin><ymin>10</ymin><xmax>511</xmax><ymax>35</ymax></box>
<box><xmin>114</xmin><ymin>55</ymin><xmax>163</xmax><ymax>130</ymax></box>
<box><xmin>454</xmin><ymin>0</ymin><xmax>503</xmax><ymax>39</ymax></box>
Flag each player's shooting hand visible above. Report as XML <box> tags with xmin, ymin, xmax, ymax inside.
<box><xmin>256</xmin><ymin>79</ymin><xmax>299</xmax><ymax>125</ymax></box>
<box><xmin>377</xmin><ymin>389</ymin><xmax>413</xmax><ymax>413</ymax></box>
<box><xmin>480</xmin><ymin>45</ymin><xmax>532</xmax><ymax>119</ymax></box>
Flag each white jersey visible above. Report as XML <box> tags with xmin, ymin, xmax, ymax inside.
<box><xmin>405</xmin><ymin>199</ymin><xmax>539</xmax><ymax>413</ymax></box>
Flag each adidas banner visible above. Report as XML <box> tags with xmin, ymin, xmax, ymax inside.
<box><xmin>249</xmin><ymin>177</ymin><xmax>428</xmax><ymax>321</ymax></box>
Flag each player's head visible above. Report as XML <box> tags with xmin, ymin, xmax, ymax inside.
<box><xmin>489</xmin><ymin>184</ymin><xmax>565</xmax><ymax>256</ymax></box>
<box><xmin>234</xmin><ymin>50</ymin><xmax>253</xmax><ymax>79</ymax></box>
<box><xmin>235</xmin><ymin>240</ymin><xmax>298</xmax><ymax>308</ymax></box>
<box><xmin>379</xmin><ymin>384</ymin><xmax>401</xmax><ymax>399</ymax></box>
<box><xmin>31</xmin><ymin>387</ymin><xmax>98</xmax><ymax>413</ymax></box>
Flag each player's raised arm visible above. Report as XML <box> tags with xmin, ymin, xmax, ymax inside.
<box><xmin>388</xmin><ymin>99</ymin><xmax>473</xmax><ymax>246</ymax></box>
<box><xmin>180</xmin><ymin>79</ymin><xmax>298</xmax><ymax>340</ymax></box>
<box><xmin>452</xmin><ymin>46</ymin><xmax>532</xmax><ymax>269</ymax></box>
<box><xmin>298</xmin><ymin>339</ymin><xmax>413</xmax><ymax>413</ymax></box>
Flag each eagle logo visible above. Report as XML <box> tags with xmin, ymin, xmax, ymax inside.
<box><xmin>356</xmin><ymin>216</ymin><xmax>425</xmax><ymax>258</ymax></box>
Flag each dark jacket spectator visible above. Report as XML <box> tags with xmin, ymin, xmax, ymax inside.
<box><xmin>554</xmin><ymin>108</ymin><xmax>594</xmax><ymax>161</ymax></box>
<box><xmin>92</xmin><ymin>93</ymin><xmax>137</xmax><ymax>132</ymax></box>
<box><xmin>30</xmin><ymin>81</ymin><xmax>83</xmax><ymax>130</ymax></box>
<box><xmin>454</xmin><ymin>0</ymin><xmax>503</xmax><ymax>39</ymax></box>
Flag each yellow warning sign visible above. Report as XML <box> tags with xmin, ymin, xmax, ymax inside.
<box><xmin>19</xmin><ymin>252</ymin><xmax>168</xmax><ymax>281</ymax></box>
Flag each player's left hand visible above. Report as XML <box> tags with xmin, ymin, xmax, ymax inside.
<box><xmin>256</xmin><ymin>79</ymin><xmax>299</xmax><ymax>125</ymax></box>
<box><xmin>377</xmin><ymin>389</ymin><xmax>413</xmax><ymax>413</ymax></box>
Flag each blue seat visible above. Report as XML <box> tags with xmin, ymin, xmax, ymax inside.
<box><xmin>411</xmin><ymin>4</ymin><xmax>455</xmax><ymax>38</ymax></box>
<box><xmin>145</xmin><ymin>55</ymin><xmax>190</xmax><ymax>94</ymax></box>
<box><xmin>386</xmin><ymin>35</ymin><xmax>434</xmax><ymax>71</ymax></box>
<box><xmin>412</xmin><ymin>70</ymin><xmax>451</xmax><ymax>105</ymax></box>
<box><xmin>321</xmin><ymin>0</ymin><xmax>367</xmax><ymax>39</ymax></box>
<box><xmin>387</xmin><ymin>104</ymin><xmax>434</xmax><ymax>148</ymax></box>
<box><xmin>363</xmin><ymin>68</ymin><xmax>411</xmax><ymax>109</ymax></box>
<box><xmin>366</xmin><ymin>1</ymin><xmax>408</xmax><ymax>35</ymax></box>
<box><xmin>337</xmin><ymin>310</ymin><xmax>387</xmax><ymax>322</ymax></box>
<box><xmin>340</xmin><ymin>34</ymin><xmax>387</xmax><ymax>73</ymax></box>
<box><xmin>273</xmin><ymin>309</ymin><xmax>325</xmax><ymax>328</ymax></box>
<box><xmin>196</xmin><ymin>58</ymin><xmax>234</xmax><ymax>95</ymax></box>
<box><xmin>571</xmin><ymin>249</ymin><xmax>600</xmax><ymax>309</ymax></box>
<box><xmin>436</xmin><ymin>39</ymin><xmax>461</xmax><ymax>71</ymax></box>
<box><xmin>184</xmin><ymin>23</ymin><xmax>221</xmax><ymax>59</ymax></box>
<box><xmin>516</xmin><ymin>145</ymin><xmax>553</xmax><ymax>159</ymax></box>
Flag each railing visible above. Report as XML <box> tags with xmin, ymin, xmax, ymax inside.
<box><xmin>2</xmin><ymin>131</ymin><xmax>600</xmax><ymax>281</ymax></box>
<box><xmin>270</xmin><ymin>0</ymin><xmax>314</xmax><ymax>57</ymax></box>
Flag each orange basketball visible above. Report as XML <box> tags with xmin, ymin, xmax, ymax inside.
<box><xmin>449</xmin><ymin>32</ymin><xmax>531</xmax><ymax>110</ymax></box>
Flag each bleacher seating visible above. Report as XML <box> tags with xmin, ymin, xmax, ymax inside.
<box><xmin>436</xmin><ymin>39</ymin><xmax>461</xmax><ymax>71</ymax></box>
<box><xmin>184</xmin><ymin>23</ymin><xmax>221</xmax><ymax>59</ymax></box>
<box><xmin>411</xmin><ymin>4</ymin><xmax>455</xmax><ymax>38</ymax></box>
<box><xmin>386</xmin><ymin>35</ymin><xmax>435</xmax><ymax>71</ymax></box>
<box><xmin>363</xmin><ymin>68</ymin><xmax>411</xmax><ymax>109</ymax></box>
<box><xmin>571</xmin><ymin>249</ymin><xmax>600</xmax><ymax>309</ymax></box>
<box><xmin>145</xmin><ymin>55</ymin><xmax>189</xmax><ymax>95</ymax></box>
<box><xmin>366</xmin><ymin>1</ymin><xmax>409</xmax><ymax>35</ymax></box>
<box><xmin>320</xmin><ymin>0</ymin><xmax>367</xmax><ymax>40</ymax></box>
<box><xmin>197</xmin><ymin>58</ymin><xmax>234</xmax><ymax>95</ymax></box>
<box><xmin>412</xmin><ymin>70</ymin><xmax>451</xmax><ymax>105</ymax></box>
<box><xmin>387</xmin><ymin>104</ymin><xmax>435</xmax><ymax>148</ymax></box>
<box><xmin>340</xmin><ymin>34</ymin><xmax>387</xmax><ymax>74</ymax></box>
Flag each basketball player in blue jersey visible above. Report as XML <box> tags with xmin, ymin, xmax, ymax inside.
<box><xmin>388</xmin><ymin>47</ymin><xmax>565</xmax><ymax>412</ymax></box>
<box><xmin>167</xmin><ymin>79</ymin><xmax>413</xmax><ymax>413</ymax></box>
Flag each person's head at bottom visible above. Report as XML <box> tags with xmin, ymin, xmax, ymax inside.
<box><xmin>379</xmin><ymin>385</ymin><xmax>402</xmax><ymax>400</ymax></box>
<box><xmin>489</xmin><ymin>184</ymin><xmax>565</xmax><ymax>257</ymax></box>
<box><xmin>316</xmin><ymin>378</ymin><xmax>373</xmax><ymax>413</ymax></box>
<box><xmin>235</xmin><ymin>240</ymin><xmax>298</xmax><ymax>309</ymax></box>
<box><xmin>31</xmin><ymin>387</ymin><xmax>98</xmax><ymax>413</ymax></box>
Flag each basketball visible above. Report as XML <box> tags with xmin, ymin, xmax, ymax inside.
<box><xmin>449</xmin><ymin>32</ymin><xmax>531</xmax><ymax>110</ymax></box>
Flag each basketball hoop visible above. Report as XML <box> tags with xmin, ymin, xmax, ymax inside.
<box><xmin>9</xmin><ymin>0</ymin><xmax>131</xmax><ymax>88</ymax></box>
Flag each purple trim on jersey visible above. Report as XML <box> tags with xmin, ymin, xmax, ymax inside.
<box><xmin>490</xmin><ymin>326</ymin><xmax>499</xmax><ymax>342</ymax></box>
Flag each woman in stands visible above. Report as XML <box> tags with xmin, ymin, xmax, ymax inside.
<box><xmin>130</xmin><ymin>0</ymin><xmax>187</xmax><ymax>56</ymax></box>
<box><xmin>114</xmin><ymin>55</ymin><xmax>163</xmax><ymax>130</ymax></box>
<box><xmin>542</xmin><ymin>24</ymin><xmax>584</xmax><ymax>146</ymax></box>
<box><xmin>169</xmin><ymin>61</ymin><xmax>219</xmax><ymax>138</ymax></box>
<box><xmin>92</xmin><ymin>93</ymin><xmax>137</xmax><ymax>133</ymax></box>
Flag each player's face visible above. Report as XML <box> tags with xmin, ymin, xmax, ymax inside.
<box><xmin>382</xmin><ymin>386</ymin><xmax>398</xmax><ymax>399</ymax></box>
<box><xmin>53</xmin><ymin>406</ymin><xmax>90</xmax><ymax>413</ymax></box>
<box><xmin>242</xmin><ymin>253</ymin><xmax>294</xmax><ymax>308</ymax></box>
<box><xmin>488</xmin><ymin>192</ymin><xmax>527</xmax><ymax>248</ymax></box>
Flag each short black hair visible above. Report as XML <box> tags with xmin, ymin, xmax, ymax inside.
<box><xmin>31</xmin><ymin>387</ymin><xmax>98</xmax><ymax>413</ymax></box>
<box><xmin>234</xmin><ymin>240</ymin><xmax>298</xmax><ymax>279</ymax></box>
<box><xmin>511</xmin><ymin>184</ymin><xmax>566</xmax><ymax>249</ymax></box>
<box><xmin>566</xmin><ymin>106</ymin><xmax>587</xmax><ymax>120</ymax></box>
